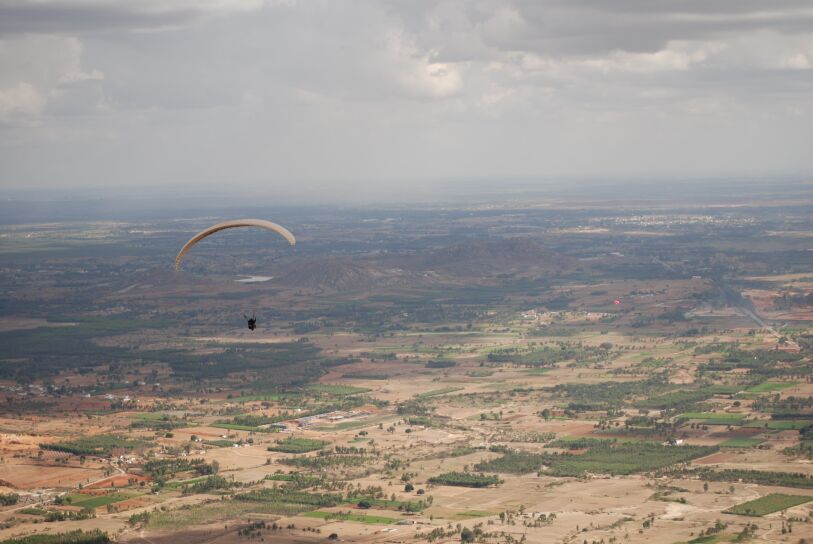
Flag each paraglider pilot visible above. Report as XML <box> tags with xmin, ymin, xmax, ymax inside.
<box><xmin>245</xmin><ymin>313</ymin><xmax>257</xmax><ymax>331</ymax></box>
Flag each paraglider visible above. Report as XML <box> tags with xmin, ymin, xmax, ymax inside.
<box><xmin>174</xmin><ymin>219</ymin><xmax>295</xmax><ymax>271</ymax></box>
<box><xmin>174</xmin><ymin>219</ymin><xmax>295</xmax><ymax>331</ymax></box>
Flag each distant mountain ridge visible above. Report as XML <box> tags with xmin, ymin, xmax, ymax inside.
<box><xmin>417</xmin><ymin>238</ymin><xmax>555</xmax><ymax>274</ymax></box>
<box><xmin>273</xmin><ymin>238</ymin><xmax>564</xmax><ymax>290</ymax></box>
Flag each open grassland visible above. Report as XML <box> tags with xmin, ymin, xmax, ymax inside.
<box><xmin>143</xmin><ymin>500</ymin><xmax>310</xmax><ymax>529</ymax></box>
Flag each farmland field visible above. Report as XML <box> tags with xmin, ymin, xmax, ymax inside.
<box><xmin>743</xmin><ymin>419</ymin><xmax>812</xmax><ymax>430</ymax></box>
<box><xmin>267</xmin><ymin>437</ymin><xmax>330</xmax><ymax>453</ymax></box>
<box><xmin>66</xmin><ymin>493</ymin><xmax>136</xmax><ymax>510</ymax></box>
<box><xmin>746</xmin><ymin>382</ymin><xmax>798</xmax><ymax>393</ymax></box>
<box><xmin>415</xmin><ymin>387</ymin><xmax>464</xmax><ymax>399</ymax></box>
<box><xmin>677</xmin><ymin>413</ymin><xmax>745</xmax><ymax>425</ymax></box>
<box><xmin>724</xmin><ymin>493</ymin><xmax>813</xmax><ymax>516</ymax></box>
<box><xmin>302</xmin><ymin>511</ymin><xmax>400</xmax><ymax>524</ymax></box>
<box><xmin>719</xmin><ymin>437</ymin><xmax>764</xmax><ymax>448</ymax></box>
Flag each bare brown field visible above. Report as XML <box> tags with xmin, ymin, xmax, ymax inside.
<box><xmin>0</xmin><ymin>463</ymin><xmax>101</xmax><ymax>489</ymax></box>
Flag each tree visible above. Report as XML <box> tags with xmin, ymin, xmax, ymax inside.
<box><xmin>357</xmin><ymin>499</ymin><xmax>372</xmax><ymax>509</ymax></box>
<box><xmin>405</xmin><ymin>483</ymin><xmax>414</xmax><ymax>492</ymax></box>
<box><xmin>461</xmin><ymin>527</ymin><xmax>475</xmax><ymax>542</ymax></box>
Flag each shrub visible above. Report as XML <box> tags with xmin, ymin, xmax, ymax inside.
<box><xmin>427</xmin><ymin>472</ymin><xmax>502</xmax><ymax>488</ymax></box>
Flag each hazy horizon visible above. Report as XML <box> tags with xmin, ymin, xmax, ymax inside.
<box><xmin>2</xmin><ymin>177</ymin><xmax>813</xmax><ymax>223</ymax></box>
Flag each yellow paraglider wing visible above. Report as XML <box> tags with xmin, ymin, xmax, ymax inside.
<box><xmin>174</xmin><ymin>219</ymin><xmax>296</xmax><ymax>270</ymax></box>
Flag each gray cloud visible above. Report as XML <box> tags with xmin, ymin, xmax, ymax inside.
<box><xmin>0</xmin><ymin>0</ymin><xmax>265</xmax><ymax>35</ymax></box>
<box><xmin>0</xmin><ymin>0</ymin><xmax>811</xmax><ymax>194</ymax></box>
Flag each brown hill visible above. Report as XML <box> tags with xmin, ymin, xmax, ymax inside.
<box><xmin>415</xmin><ymin>238</ymin><xmax>559</xmax><ymax>275</ymax></box>
<box><xmin>274</xmin><ymin>259</ymin><xmax>407</xmax><ymax>291</ymax></box>
<box><xmin>274</xmin><ymin>238</ymin><xmax>566</xmax><ymax>290</ymax></box>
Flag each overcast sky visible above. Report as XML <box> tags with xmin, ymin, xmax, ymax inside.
<box><xmin>1</xmin><ymin>1</ymin><xmax>812</xmax><ymax>198</ymax></box>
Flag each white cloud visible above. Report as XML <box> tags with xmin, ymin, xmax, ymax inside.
<box><xmin>382</xmin><ymin>29</ymin><xmax>463</xmax><ymax>99</ymax></box>
<box><xmin>58</xmin><ymin>68</ymin><xmax>104</xmax><ymax>84</ymax></box>
<box><xmin>781</xmin><ymin>53</ymin><xmax>812</xmax><ymax>70</ymax></box>
<box><xmin>0</xmin><ymin>34</ymin><xmax>103</xmax><ymax>123</ymax></box>
<box><xmin>0</xmin><ymin>82</ymin><xmax>45</xmax><ymax>117</ymax></box>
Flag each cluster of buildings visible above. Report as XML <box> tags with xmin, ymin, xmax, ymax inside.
<box><xmin>263</xmin><ymin>409</ymin><xmax>373</xmax><ymax>430</ymax></box>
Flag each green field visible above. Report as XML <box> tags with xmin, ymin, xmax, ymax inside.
<box><xmin>455</xmin><ymin>510</ymin><xmax>493</xmax><ymax>518</ymax></box>
<box><xmin>523</xmin><ymin>368</ymin><xmax>551</xmax><ymax>376</ymax></box>
<box><xmin>475</xmin><ymin>450</ymin><xmax>549</xmax><ymax>474</ymax></box>
<box><xmin>678</xmin><ymin>412</ymin><xmax>745</xmax><ymax>425</ymax></box>
<box><xmin>163</xmin><ymin>476</ymin><xmax>211</xmax><ymax>489</ymax></box>
<box><xmin>306</xmin><ymin>384</ymin><xmax>370</xmax><ymax>395</ymax></box>
<box><xmin>541</xmin><ymin>442</ymin><xmax>718</xmax><ymax>476</ymax></box>
<box><xmin>41</xmin><ymin>435</ymin><xmax>152</xmax><ymax>456</ymax></box>
<box><xmin>466</xmin><ymin>370</ymin><xmax>495</xmax><ymax>377</ymax></box>
<box><xmin>228</xmin><ymin>393</ymin><xmax>289</xmax><ymax>403</ymax></box>
<box><xmin>746</xmin><ymin>382</ymin><xmax>797</xmax><ymax>394</ymax></box>
<box><xmin>18</xmin><ymin>508</ymin><xmax>47</xmax><ymax>516</ymax></box>
<box><xmin>204</xmin><ymin>439</ymin><xmax>237</xmax><ymax>447</ymax></box>
<box><xmin>303</xmin><ymin>511</ymin><xmax>399</xmax><ymax>524</ymax></box>
<box><xmin>720</xmin><ymin>437</ymin><xmax>764</xmax><ymax>448</ymax></box>
<box><xmin>673</xmin><ymin>535</ymin><xmax>724</xmax><ymax>544</ymax></box>
<box><xmin>129</xmin><ymin>412</ymin><xmax>172</xmax><ymax>421</ymax></box>
<box><xmin>428</xmin><ymin>472</ymin><xmax>502</xmax><ymax>488</ymax></box>
<box><xmin>315</xmin><ymin>417</ymin><xmax>384</xmax><ymax>431</ymax></box>
<box><xmin>724</xmin><ymin>493</ymin><xmax>813</xmax><ymax>516</ymax></box>
<box><xmin>346</xmin><ymin>496</ymin><xmax>423</xmax><ymax>512</ymax></box>
<box><xmin>744</xmin><ymin>419</ymin><xmax>811</xmax><ymax>430</ymax></box>
<box><xmin>415</xmin><ymin>387</ymin><xmax>464</xmax><ymax>399</ymax></box>
<box><xmin>264</xmin><ymin>473</ymin><xmax>322</xmax><ymax>487</ymax></box>
<box><xmin>210</xmin><ymin>423</ymin><xmax>274</xmax><ymax>432</ymax></box>
<box><xmin>267</xmin><ymin>437</ymin><xmax>329</xmax><ymax>453</ymax></box>
<box><xmin>66</xmin><ymin>493</ymin><xmax>134</xmax><ymax>509</ymax></box>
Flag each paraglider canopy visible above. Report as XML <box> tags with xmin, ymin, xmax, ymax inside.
<box><xmin>174</xmin><ymin>219</ymin><xmax>295</xmax><ymax>271</ymax></box>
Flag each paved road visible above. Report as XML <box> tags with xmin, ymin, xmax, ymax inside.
<box><xmin>713</xmin><ymin>276</ymin><xmax>777</xmax><ymax>335</ymax></box>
